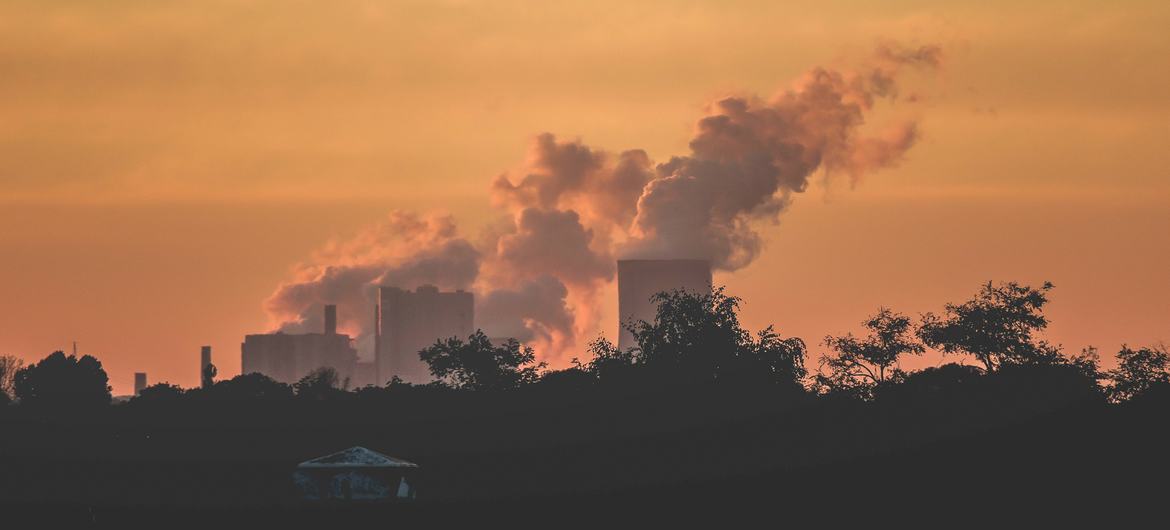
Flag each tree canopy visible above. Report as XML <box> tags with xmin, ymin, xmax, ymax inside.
<box><xmin>13</xmin><ymin>351</ymin><xmax>111</xmax><ymax>408</ymax></box>
<box><xmin>918</xmin><ymin>281</ymin><xmax>1061</xmax><ymax>372</ymax></box>
<box><xmin>1106</xmin><ymin>344</ymin><xmax>1169</xmax><ymax>402</ymax></box>
<box><xmin>817</xmin><ymin>308</ymin><xmax>925</xmax><ymax>398</ymax></box>
<box><xmin>604</xmin><ymin>287</ymin><xmax>807</xmax><ymax>388</ymax></box>
<box><xmin>419</xmin><ymin>331</ymin><xmax>545</xmax><ymax>391</ymax></box>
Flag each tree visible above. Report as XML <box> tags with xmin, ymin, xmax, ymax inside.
<box><xmin>13</xmin><ymin>351</ymin><xmax>111</xmax><ymax>408</ymax></box>
<box><xmin>204</xmin><ymin>373</ymin><xmax>293</xmax><ymax>401</ymax></box>
<box><xmin>0</xmin><ymin>355</ymin><xmax>24</xmax><ymax>404</ymax></box>
<box><xmin>573</xmin><ymin>337</ymin><xmax>638</xmax><ymax>385</ymax></box>
<box><xmin>294</xmin><ymin>367</ymin><xmax>345</xmax><ymax>400</ymax></box>
<box><xmin>1105</xmin><ymin>344</ymin><xmax>1170</xmax><ymax>402</ymax></box>
<box><xmin>202</xmin><ymin>362</ymin><xmax>218</xmax><ymax>389</ymax></box>
<box><xmin>131</xmin><ymin>383</ymin><xmax>186</xmax><ymax>406</ymax></box>
<box><xmin>623</xmin><ymin>287</ymin><xmax>806</xmax><ymax>387</ymax></box>
<box><xmin>419</xmin><ymin>330</ymin><xmax>545</xmax><ymax>391</ymax></box>
<box><xmin>816</xmin><ymin>308</ymin><xmax>924</xmax><ymax>398</ymax></box>
<box><xmin>918</xmin><ymin>281</ymin><xmax>1062</xmax><ymax>372</ymax></box>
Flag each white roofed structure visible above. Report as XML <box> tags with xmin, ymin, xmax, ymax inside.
<box><xmin>293</xmin><ymin>446</ymin><xmax>419</xmax><ymax>502</ymax></box>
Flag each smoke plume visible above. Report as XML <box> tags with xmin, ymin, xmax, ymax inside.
<box><xmin>264</xmin><ymin>43</ymin><xmax>941</xmax><ymax>362</ymax></box>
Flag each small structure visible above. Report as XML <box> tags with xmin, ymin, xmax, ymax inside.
<box><xmin>293</xmin><ymin>447</ymin><xmax>419</xmax><ymax>502</ymax></box>
<box><xmin>133</xmin><ymin>372</ymin><xmax>147</xmax><ymax>396</ymax></box>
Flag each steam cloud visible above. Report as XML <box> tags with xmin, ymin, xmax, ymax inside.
<box><xmin>265</xmin><ymin>43</ymin><xmax>941</xmax><ymax>363</ymax></box>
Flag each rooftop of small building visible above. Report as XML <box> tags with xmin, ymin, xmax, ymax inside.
<box><xmin>297</xmin><ymin>447</ymin><xmax>419</xmax><ymax>469</ymax></box>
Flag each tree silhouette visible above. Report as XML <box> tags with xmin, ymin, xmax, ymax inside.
<box><xmin>131</xmin><ymin>383</ymin><xmax>186</xmax><ymax>406</ymax></box>
<box><xmin>1105</xmin><ymin>344</ymin><xmax>1169</xmax><ymax>402</ymax></box>
<box><xmin>918</xmin><ymin>281</ymin><xmax>1061</xmax><ymax>372</ymax></box>
<box><xmin>624</xmin><ymin>287</ymin><xmax>806</xmax><ymax>387</ymax></box>
<box><xmin>573</xmin><ymin>337</ymin><xmax>639</xmax><ymax>386</ymax></box>
<box><xmin>817</xmin><ymin>308</ymin><xmax>924</xmax><ymax>398</ymax></box>
<box><xmin>204</xmin><ymin>372</ymin><xmax>293</xmax><ymax>401</ymax></box>
<box><xmin>13</xmin><ymin>351</ymin><xmax>111</xmax><ymax>408</ymax></box>
<box><xmin>0</xmin><ymin>355</ymin><xmax>24</xmax><ymax>404</ymax></box>
<box><xmin>202</xmin><ymin>362</ymin><xmax>218</xmax><ymax>389</ymax></box>
<box><xmin>419</xmin><ymin>330</ymin><xmax>545</xmax><ymax>391</ymax></box>
<box><xmin>294</xmin><ymin>367</ymin><xmax>345</xmax><ymax>400</ymax></box>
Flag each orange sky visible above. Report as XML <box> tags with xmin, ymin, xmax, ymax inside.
<box><xmin>1</xmin><ymin>0</ymin><xmax>1167</xmax><ymax>394</ymax></box>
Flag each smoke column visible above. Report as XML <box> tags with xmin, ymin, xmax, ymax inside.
<box><xmin>264</xmin><ymin>43</ymin><xmax>941</xmax><ymax>363</ymax></box>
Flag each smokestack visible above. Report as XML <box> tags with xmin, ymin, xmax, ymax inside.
<box><xmin>324</xmin><ymin>304</ymin><xmax>338</xmax><ymax>335</ymax></box>
<box><xmin>200</xmin><ymin>346</ymin><xmax>213</xmax><ymax>389</ymax></box>
<box><xmin>374</xmin><ymin>303</ymin><xmax>382</xmax><ymax>387</ymax></box>
<box><xmin>134</xmin><ymin>373</ymin><xmax>147</xmax><ymax>396</ymax></box>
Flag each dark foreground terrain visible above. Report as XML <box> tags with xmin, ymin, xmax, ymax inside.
<box><xmin>2</xmin><ymin>373</ymin><xmax>1168</xmax><ymax>527</ymax></box>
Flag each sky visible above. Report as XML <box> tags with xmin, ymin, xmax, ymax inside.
<box><xmin>1</xmin><ymin>0</ymin><xmax>1167</xmax><ymax>395</ymax></box>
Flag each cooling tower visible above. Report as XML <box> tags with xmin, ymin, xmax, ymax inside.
<box><xmin>617</xmin><ymin>259</ymin><xmax>712</xmax><ymax>351</ymax></box>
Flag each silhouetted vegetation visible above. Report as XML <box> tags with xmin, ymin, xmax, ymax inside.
<box><xmin>0</xmin><ymin>355</ymin><xmax>23</xmax><ymax>404</ymax></box>
<box><xmin>201</xmin><ymin>361</ymin><xmax>218</xmax><ymax>389</ymax></box>
<box><xmin>419</xmin><ymin>331</ymin><xmax>544</xmax><ymax>391</ymax></box>
<box><xmin>572</xmin><ymin>288</ymin><xmax>807</xmax><ymax>392</ymax></box>
<box><xmin>816</xmin><ymin>308</ymin><xmax>923</xmax><ymax>398</ymax></box>
<box><xmin>0</xmin><ymin>280</ymin><xmax>1167</xmax><ymax>524</ymax></box>
<box><xmin>130</xmin><ymin>383</ymin><xmax>186</xmax><ymax>408</ymax></box>
<box><xmin>919</xmin><ymin>281</ymin><xmax>1062</xmax><ymax>371</ymax></box>
<box><xmin>12</xmin><ymin>350</ymin><xmax>110</xmax><ymax>409</ymax></box>
<box><xmin>1105</xmin><ymin>344</ymin><xmax>1169</xmax><ymax>402</ymax></box>
<box><xmin>294</xmin><ymin>367</ymin><xmax>347</xmax><ymax>400</ymax></box>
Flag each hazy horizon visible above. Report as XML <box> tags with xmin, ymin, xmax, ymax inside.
<box><xmin>2</xmin><ymin>0</ymin><xmax>1167</xmax><ymax>394</ymax></box>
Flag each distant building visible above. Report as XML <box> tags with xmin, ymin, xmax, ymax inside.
<box><xmin>293</xmin><ymin>446</ymin><xmax>418</xmax><ymax>502</ymax></box>
<box><xmin>617</xmin><ymin>259</ymin><xmax>712</xmax><ymax>351</ymax></box>
<box><xmin>133</xmin><ymin>372</ymin><xmax>147</xmax><ymax>396</ymax></box>
<box><xmin>349</xmin><ymin>361</ymin><xmax>376</xmax><ymax>388</ymax></box>
<box><xmin>377</xmin><ymin>285</ymin><xmax>473</xmax><ymax>385</ymax></box>
<box><xmin>241</xmin><ymin>305</ymin><xmax>358</xmax><ymax>385</ymax></box>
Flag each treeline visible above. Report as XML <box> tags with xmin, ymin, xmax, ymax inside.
<box><xmin>1</xmin><ymin>280</ymin><xmax>1166</xmax><ymax>411</ymax></box>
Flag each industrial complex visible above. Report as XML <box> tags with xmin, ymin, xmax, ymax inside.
<box><xmin>171</xmin><ymin>260</ymin><xmax>712</xmax><ymax>389</ymax></box>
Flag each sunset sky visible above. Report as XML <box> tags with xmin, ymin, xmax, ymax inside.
<box><xmin>1</xmin><ymin>0</ymin><xmax>1167</xmax><ymax>395</ymax></box>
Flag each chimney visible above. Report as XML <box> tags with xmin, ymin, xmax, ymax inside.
<box><xmin>324</xmin><ymin>304</ymin><xmax>338</xmax><ymax>335</ymax></box>
<box><xmin>134</xmin><ymin>373</ymin><xmax>147</xmax><ymax>396</ymax></box>
<box><xmin>374</xmin><ymin>303</ymin><xmax>382</xmax><ymax>386</ymax></box>
<box><xmin>200</xmin><ymin>346</ymin><xmax>213</xmax><ymax>389</ymax></box>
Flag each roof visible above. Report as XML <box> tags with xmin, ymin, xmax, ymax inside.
<box><xmin>297</xmin><ymin>447</ymin><xmax>418</xmax><ymax>469</ymax></box>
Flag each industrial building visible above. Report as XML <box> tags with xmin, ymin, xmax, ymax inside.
<box><xmin>241</xmin><ymin>305</ymin><xmax>358</xmax><ymax>386</ymax></box>
<box><xmin>617</xmin><ymin>259</ymin><xmax>713</xmax><ymax>350</ymax></box>
<box><xmin>376</xmin><ymin>285</ymin><xmax>473</xmax><ymax>385</ymax></box>
<box><xmin>133</xmin><ymin>372</ymin><xmax>147</xmax><ymax>396</ymax></box>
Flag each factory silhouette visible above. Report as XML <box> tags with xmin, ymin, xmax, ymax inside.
<box><xmin>210</xmin><ymin>259</ymin><xmax>712</xmax><ymax>391</ymax></box>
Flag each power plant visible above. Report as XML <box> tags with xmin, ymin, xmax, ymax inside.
<box><xmin>617</xmin><ymin>259</ymin><xmax>713</xmax><ymax>351</ymax></box>
<box><xmin>241</xmin><ymin>305</ymin><xmax>358</xmax><ymax>386</ymax></box>
<box><xmin>232</xmin><ymin>260</ymin><xmax>707</xmax><ymax>388</ymax></box>
<box><xmin>376</xmin><ymin>285</ymin><xmax>474</xmax><ymax>384</ymax></box>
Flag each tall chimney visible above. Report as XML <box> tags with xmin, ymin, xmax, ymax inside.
<box><xmin>200</xmin><ymin>346</ymin><xmax>213</xmax><ymax>389</ymax></box>
<box><xmin>324</xmin><ymin>304</ymin><xmax>338</xmax><ymax>335</ymax></box>
<box><xmin>134</xmin><ymin>372</ymin><xmax>147</xmax><ymax>396</ymax></box>
<box><xmin>373</xmin><ymin>303</ymin><xmax>382</xmax><ymax>386</ymax></box>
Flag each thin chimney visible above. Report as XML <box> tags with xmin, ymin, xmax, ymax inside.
<box><xmin>373</xmin><ymin>303</ymin><xmax>382</xmax><ymax>386</ymax></box>
<box><xmin>324</xmin><ymin>304</ymin><xmax>338</xmax><ymax>335</ymax></box>
<box><xmin>200</xmin><ymin>346</ymin><xmax>213</xmax><ymax>389</ymax></box>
